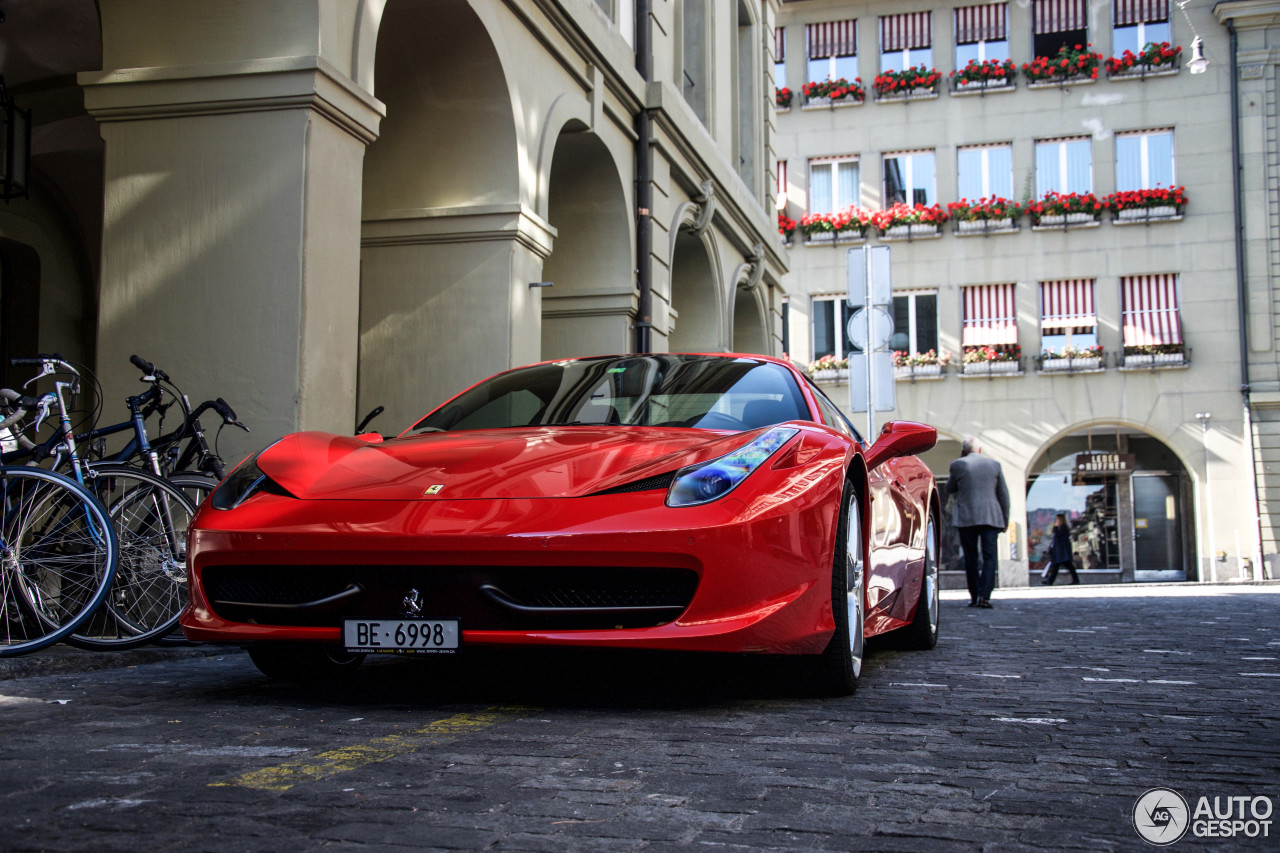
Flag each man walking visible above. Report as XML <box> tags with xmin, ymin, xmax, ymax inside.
<box><xmin>948</xmin><ymin>435</ymin><xmax>1010</xmax><ymax>609</ymax></box>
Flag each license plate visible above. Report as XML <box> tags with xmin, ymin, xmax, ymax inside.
<box><xmin>343</xmin><ymin>619</ymin><xmax>460</xmax><ymax>654</ymax></box>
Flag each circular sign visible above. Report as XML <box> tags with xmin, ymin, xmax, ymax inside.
<box><xmin>847</xmin><ymin>306</ymin><xmax>895</xmax><ymax>351</ymax></box>
<box><xmin>1132</xmin><ymin>787</ymin><xmax>1190</xmax><ymax>846</ymax></box>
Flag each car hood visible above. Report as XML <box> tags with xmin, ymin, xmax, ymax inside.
<box><xmin>255</xmin><ymin>427</ymin><xmax>771</xmax><ymax>501</ymax></box>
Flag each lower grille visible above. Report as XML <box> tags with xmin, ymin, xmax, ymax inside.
<box><xmin>201</xmin><ymin>564</ymin><xmax>699</xmax><ymax>630</ymax></box>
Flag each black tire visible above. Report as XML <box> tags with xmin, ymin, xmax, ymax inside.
<box><xmin>0</xmin><ymin>467</ymin><xmax>119</xmax><ymax>656</ymax></box>
<box><xmin>811</xmin><ymin>486</ymin><xmax>865</xmax><ymax>697</ymax></box>
<box><xmin>248</xmin><ymin>644</ymin><xmax>366</xmax><ymax>682</ymax></box>
<box><xmin>897</xmin><ymin>507</ymin><xmax>941</xmax><ymax>650</ymax></box>
<box><xmin>165</xmin><ymin>472</ymin><xmax>218</xmax><ymax>512</ymax></box>
<box><xmin>67</xmin><ymin>465</ymin><xmax>196</xmax><ymax>650</ymax></box>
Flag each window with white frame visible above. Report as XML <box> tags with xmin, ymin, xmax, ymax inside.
<box><xmin>1032</xmin><ymin>0</ymin><xmax>1087</xmax><ymax>59</ymax></box>
<box><xmin>957</xmin><ymin>144</ymin><xmax>1013</xmax><ymax>200</ymax></box>
<box><xmin>1121</xmin><ymin>274</ymin><xmax>1182</xmax><ymax>350</ymax></box>
<box><xmin>962</xmin><ymin>283</ymin><xmax>1018</xmax><ymax>351</ymax></box>
<box><xmin>890</xmin><ymin>291</ymin><xmax>939</xmax><ymax>355</ymax></box>
<box><xmin>775</xmin><ymin>26</ymin><xmax>786</xmax><ymax>86</ymax></box>
<box><xmin>1035</xmin><ymin>137</ymin><xmax>1092</xmax><ymax>195</ymax></box>
<box><xmin>809</xmin><ymin>157</ymin><xmax>860</xmax><ymax>214</ymax></box>
<box><xmin>880</xmin><ymin>12</ymin><xmax>933</xmax><ymax>73</ymax></box>
<box><xmin>1113</xmin><ymin>0</ymin><xmax>1171</xmax><ymax>57</ymax></box>
<box><xmin>807</xmin><ymin>20</ymin><xmax>858</xmax><ymax>84</ymax></box>
<box><xmin>955</xmin><ymin>3</ymin><xmax>1009</xmax><ymax>66</ymax></box>
<box><xmin>593</xmin><ymin>0</ymin><xmax>636</xmax><ymax>47</ymax></box>
<box><xmin>1116</xmin><ymin>129</ymin><xmax>1174</xmax><ymax>190</ymax></box>
<box><xmin>1040</xmin><ymin>279</ymin><xmax>1098</xmax><ymax>353</ymax></box>
<box><xmin>776</xmin><ymin>160</ymin><xmax>788</xmax><ymax>211</ymax></box>
<box><xmin>884</xmin><ymin>150</ymin><xmax>936</xmax><ymax>206</ymax></box>
<box><xmin>812</xmin><ymin>296</ymin><xmax>853</xmax><ymax>360</ymax></box>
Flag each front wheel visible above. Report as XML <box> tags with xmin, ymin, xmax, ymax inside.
<box><xmin>810</xmin><ymin>487</ymin><xmax>865</xmax><ymax>697</ymax></box>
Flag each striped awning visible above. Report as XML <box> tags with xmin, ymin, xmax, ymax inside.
<box><xmin>1122</xmin><ymin>274</ymin><xmax>1182</xmax><ymax>345</ymax></box>
<box><xmin>774</xmin><ymin>26</ymin><xmax>785</xmax><ymax>62</ymax></box>
<box><xmin>962</xmin><ymin>284</ymin><xmax>1018</xmax><ymax>346</ymax></box>
<box><xmin>1114</xmin><ymin>0</ymin><xmax>1168</xmax><ymax>26</ymax></box>
<box><xmin>955</xmin><ymin>4</ymin><xmax>1008</xmax><ymax>45</ymax></box>
<box><xmin>807</xmin><ymin>20</ymin><xmax>857</xmax><ymax>59</ymax></box>
<box><xmin>1040</xmin><ymin>279</ymin><xmax>1096</xmax><ymax>330</ymax></box>
<box><xmin>1034</xmin><ymin>0</ymin><xmax>1087</xmax><ymax>34</ymax></box>
<box><xmin>880</xmin><ymin>12</ymin><xmax>932</xmax><ymax>52</ymax></box>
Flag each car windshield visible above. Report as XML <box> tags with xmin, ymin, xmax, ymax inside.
<box><xmin>409</xmin><ymin>355</ymin><xmax>812</xmax><ymax>434</ymax></box>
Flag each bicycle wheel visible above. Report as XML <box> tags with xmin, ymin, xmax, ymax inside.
<box><xmin>154</xmin><ymin>472</ymin><xmax>219</xmax><ymax>646</ymax></box>
<box><xmin>68</xmin><ymin>465</ymin><xmax>196</xmax><ymax>650</ymax></box>
<box><xmin>0</xmin><ymin>466</ymin><xmax>118</xmax><ymax>656</ymax></box>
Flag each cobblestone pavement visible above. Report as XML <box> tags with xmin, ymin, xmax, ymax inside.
<box><xmin>0</xmin><ymin>584</ymin><xmax>1277</xmax><ymax>852</ymax></box>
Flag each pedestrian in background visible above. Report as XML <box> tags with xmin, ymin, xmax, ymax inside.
<box><xmin>948</xmin><ymin>435</ymin><xmax>1010</xmax><ymax>609</ymax></box>
<box><xmin>1040</xmin><ymin>513</ymin><xmax>1080</xmax><ymax>585</ymax></box>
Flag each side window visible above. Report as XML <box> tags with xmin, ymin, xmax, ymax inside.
<box><xmin>806</xmin><ymin>380</ymin><xmax>856</xmax><ymax>439</ymax></box>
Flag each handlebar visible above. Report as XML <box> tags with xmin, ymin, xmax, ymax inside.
<box><xmin>190</xmin><ymin>397</ymin><xmax>249</xmax><ymax>432</ymax></box>
<box><xmin>130</xmin><ymin>354</ymin><xmax>170</xmax><ymax>382</ymax></box>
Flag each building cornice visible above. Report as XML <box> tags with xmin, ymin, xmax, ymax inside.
<box><xmin>1216</xmin><ymin>0</ymin><xmax>1280</xmax><ymax>28</ymax></box>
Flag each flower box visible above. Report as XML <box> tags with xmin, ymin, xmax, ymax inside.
<box><xmin>963</xmin><ymin>360</ymin><xmax>1020</xmax><ymax>376</ymax></box>
<box><xmin>1124</xmin><ymin>352</ymin><xmax>1187</xmax><ymax>368</ymax></box>
<box><xmin>873</xmin><ymin>67</ymin><xmax>942</xmax><ymax>101</ymax></box>
<box><xmin>1106</xmin><ymin>43</ymin><xmax>1182</xmax><ymax>79</ymax></box>
<box><xmin>1024</xmin><ymin>46</ymin><xmax>1103</xmax><ymax>86</ymax></box>
<box><xmin>1041</xmin><ymin>356</ymin><xmax>1102</xmax><ymax>372</ymax></box>
<box><xmin>1115</xmin><ymin>205</ymin><xmax>1180</xmax><ymax>222</ymax></box>
<box><xmin>951</xmin><ymin>77</ymin><xmax>1016</xmax><ymax>96</ymax></box>
<box><xmin>956</xmin><ymin>217</ymin><xmax>1017</xmax><ymax>235</ymax></box>
<box><xmin>882</xmin><ymin>223</ymin><xmax>942</xmax><ymax>240</ymax></box>
<box><xmin>895</xmin><ymin>363</ymin><xmax>943</xmax><ymax>378</ymax></box>
<box><xmin>875</xmin><ymin>88</ymin><xmax>939</xmax><ymax>103</ymax></box>
<box><xmin>804</xmin><ymin>230</ymin><xmax>867</xmax><ymax>245</ymax></box>
<box><xmin>811</xmin><ymin>369</ymin><xmax>841</xmax><ymax>382</ymax></box>
<box><xmin>1037</xmin><ymin>212</ymin><xmax>1099</xmax><ymax>227</ymax></box>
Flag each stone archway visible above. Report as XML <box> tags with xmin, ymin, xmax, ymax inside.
<box><xmin>668</xmin><ymin>230</ymin><xmax>722</xmax><ymax>353</ymax></box>
<box><xmin>730</xmin><ymin>286</ymin><xmax>768</xmax><ymax>354</ymax></box>
<box><xmin>358</xmin><ymin>0</ymin><xmax>541</xmax><ymax>430</ymax></box>
<box><xmin>540</xmin><ymin>122</ymin><xmax>633</xmax><ymax>360</ymax></box>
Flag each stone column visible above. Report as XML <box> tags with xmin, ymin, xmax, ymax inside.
<box><xmin>81</xmin><ymin>38</ymin><xmax>382</xmax><ymax>453</ymax></box>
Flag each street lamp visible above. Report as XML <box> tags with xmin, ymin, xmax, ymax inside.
<box><xmin>1196</xmin><ymin>412</ymin><xmax>1214</xmax><ymax>581</ymax></box>
<box><xmin>1177</xmin><ymin>1</ymin><xmax>1210</xmax><ymax>75</ymax></box>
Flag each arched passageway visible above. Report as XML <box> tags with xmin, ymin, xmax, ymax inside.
<box><xmin>668</xmin><ymin>231</ymin><xmax>721</xmax><ymax>353</ymax></box>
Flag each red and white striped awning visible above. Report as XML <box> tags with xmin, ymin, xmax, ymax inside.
<box><xmin>1040</xmin><ymin>279</ymin><xmax>1096</xmax><ymax>330</ymax></box>
<box><xmin>1123</xmin><ymin>274</ymin><xmax>1182</xmax><ymax>345</ymax></box>
<box><xmin>1034</xmin><ymin>0</ymin><xmax>1087</xmax><ymax>34</ymax></box>
<box><xmin>807</xmin><ymin>20</ymin><xmax>857</xmax><ymax>59</ymax></box>
<box><xmin>955</xmin><ymin>4</ymin><xmax>1008</xmax><ymax>45</ymax></box>
<box><xmin>774</xmin><ymin>26</ymin><xmax>785</xmax><ymax>63</ymax></box>
<box><xmin>776</xmin><ymin>160</ymin><xmax>788</xmax><ymax>209</ymax></box>
<box><xmin>1114</xmin><ymin>0</ymin><xmax>1168</xmax><ymax>26</ymax></box>
<box><xmin>880</xmin><ymin>12</ymin><xmax>932</xmax><ymax>52</ymax></box>
<box><xmin>963</xmin><ymin>284</ymin><xmax>1018</xmax><ymax>346</ymax></box>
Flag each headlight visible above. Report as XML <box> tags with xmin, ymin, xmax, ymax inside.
<box><xmin>666</xmin><ymin>427</ymin><xmax>798</xmax><ymax>507</ymax></box>
<box><xmin>210</xmin><ymin>446</ymin><xmax>289</xmax><ymax>510</ymax></box>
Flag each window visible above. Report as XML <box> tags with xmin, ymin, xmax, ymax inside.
<box><xmin>594</xmin><ymin>0</ymin><xmax>635</xmax><ymax>47</ymax></box>
<box><xmin>807</xmin><ymin>20</ymin><xmax>858</xmax><ymax>84</ymax></box>
<box><xmin>956</xmin><ymin>3</ymin><xmax>1009</xmax><ymax>66</ymax></box>
<box><xmin>962</xmin><ymin>284</ymin><xmax>1018</xmax><ymax>348</ymax></box>
<box><xmin>809</xmin><ymin>157</ymin><xmax>860</xmax><ymax>214</ymax></box>
<box><xmin>776</xmin><ymin>160</ymin><xmax>788</xmax><ymax>210</ymax></box>
<box><xmin>880</xmin><ymin>12</ymin><xmax>933</xmax><ymax>73</ymax></box>
<box><xmin>682</xmin><ymin>0</ymin><xmax>709</xmax><ymax>124</ymax></box>
<box><xmin>1116</xmin><ymin>129</ymin><xmax>1174</xmax><ymax>190</ymax></box>
<box><xmin>891</xmin><ymin>291</ymin><xmax>939</xmax><ymax>355</ymax></box>
<box><xmin>1040</xmin><ymin>279</ymin><xmax>1097</xmax><ymax>352</ymax></box>
<box><xmin>883</xmin><ymin>150</ymin><xmax>936</xmax><ymax>206</ymax></box>
<box><xmin>1035</xmin><ymin>137</ymin><xmax>1092</xmax><ymax>195</ymax></box>
<box><xmin>958</xmin><ymin>144</ymin><xmax>1013</xmax><ymax>200</ymax></box>
<box><xmin>775</xmin><ymin>26</ymin><xmax>786</xmax><ymax>86</ymax></box>
<box><xmin>1122</xmin><ymin>274</ymin><xmax>1182</xmax><ymax>347</ymax></box>
<box><xmin>1032</xmin><ymin>0</ymin><xmax>1087</xmax><ymax>58</ymax></box>
<box><xmin>1113</xmin><ymin>0</ymin><xmax>1171</xmax><ymax>56</ymax></box>
<box><xmin>807</xmin><ymin>381</ymin><xmax>857</xmax><ymax>439</ymax></box>
<box><xmin>812</xmin><ymin>296</ymin><xmax>853</xmax><ymax>360</ymax></box>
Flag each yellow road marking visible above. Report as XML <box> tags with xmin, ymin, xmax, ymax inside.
<box><xmin>210</xmin><ymin>705</ymin><xmax>532</xmax><ymax>792</ymax></box>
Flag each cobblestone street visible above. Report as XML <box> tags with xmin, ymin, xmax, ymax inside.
<box><xmin>0</xmin><ymin>584</ymin><xmax>1277</xmax><ymax>851</ymax></box>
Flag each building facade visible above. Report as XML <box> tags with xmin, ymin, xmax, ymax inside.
<box><xmin>0</xmin><ymin>0</ymin><xmax>786</xmax><ymax>461</ymax></box>
<box><xmin>774</xmin><ymin>0</ymin><xmax>1280</xmax><ymax>586</ymax></box>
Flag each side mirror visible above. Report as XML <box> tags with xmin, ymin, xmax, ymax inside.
<box><xmin>864</xmin><ymin>420</ymin><xmax>937</xmax><ymax>471</ymax></box>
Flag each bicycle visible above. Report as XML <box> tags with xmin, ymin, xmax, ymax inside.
<box><xmin>0</xmin><ymin>463</ymin><xmax>119</xmax><ymax>656</ymax></box>
<box><xmin>1</xmin><ymin>356</ymin><xmax>196</xmax><ymax>650</ymax></box>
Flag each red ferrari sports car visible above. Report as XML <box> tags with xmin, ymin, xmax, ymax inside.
<box><xmin>181</xmin><ymin>353</ymin><xmax>940</xmax><ymax>695</ymax></box>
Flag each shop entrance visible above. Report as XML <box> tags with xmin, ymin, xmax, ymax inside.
<box><xmin>1132</xmin><ymin>473</ymin><xmax>1186</xmax><ymax>581</ymax></box>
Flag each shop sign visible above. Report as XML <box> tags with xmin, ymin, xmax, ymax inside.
<box><xmin>1075</xmin><ymin>453</ymin><xmax>1136</xmax><ymax>474</ymax></box>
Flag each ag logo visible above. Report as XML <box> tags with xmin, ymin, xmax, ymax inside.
<box><xmin>423</xmin><ymin>484</ymin><xmax>444</xmax><ymax>495</ymax></box>
<box><xmin>1133</xmin><ymin>787</ymin><xmax>1190</xmax><ymax>846</ymax></box>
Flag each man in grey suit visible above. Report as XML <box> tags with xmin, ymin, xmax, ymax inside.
<box><xmin>948</xmin><ymin>435</ymin><xmax>1010</xmax><ymax>609</ymax></box>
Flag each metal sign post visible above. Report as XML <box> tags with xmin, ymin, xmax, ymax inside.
<box><xmin>846</xmin><ymin>246</ymin><xmax>895</xmax><ymax>439</ymax></box>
